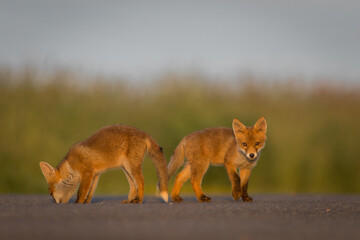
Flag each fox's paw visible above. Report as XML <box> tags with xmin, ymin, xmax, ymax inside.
<box><xmin>242</xmin><ymin>196</ymin><xmax>253</xmax><ymax>202</ymax></box>
<box><xmin>172</xmin><ymin>196</ymin><xmax>183</xmax><ymax>203</ymax></box>
<box><xmin>129</xmin><ymin>198</ymin><xmax>141</xmax><ymax>204</ymax></box>
<box><xmin>232</xmin><ymin>191</ymin><xmax>241</xmax><ymax>201</ymax></box>
<box><xmin>122</xmin><ymin>198</ymin><xmax>141</xmax><ymax>204</ymax></box>
<box><xmin>199</xmin><ymin>195</ymin><xmax>211</xmax><ymax>202</ymax></box>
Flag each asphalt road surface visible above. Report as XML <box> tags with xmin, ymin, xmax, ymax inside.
<box><xmin>0</xmin><ymin>194</ymin><xmax>359</xmax><ymax>240</ymax></box>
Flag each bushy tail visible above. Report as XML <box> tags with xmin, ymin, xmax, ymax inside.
<box><xmin>146</xmin><ymin>137</ymin><xmax>168</xmax><ymax>203</ymax></box>
<box><xmin>167</xmin><ymin>138</ymin><xmax>186</xmax><ymax>180</ymax></box>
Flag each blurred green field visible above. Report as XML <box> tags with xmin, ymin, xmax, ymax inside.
<box><xmin>0</xmin><ymin>68</ymin><xmax>359</xmax><ymax>195</ymax></box>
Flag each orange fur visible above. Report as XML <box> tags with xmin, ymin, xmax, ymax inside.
<box><xmin>168</xmin><ymin>117</ymin><xmax>267</xmax><ymax>202</ymax></box>
<box><xmin>40</xmin><ymin>125</ymin><xmax>168</xmax><ymax>204</ymax></box>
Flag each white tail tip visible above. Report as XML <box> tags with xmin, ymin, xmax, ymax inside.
<box><xmin>160</xmin><ymin>191</ymin><xmax>169</xmax><ymax>203</ymax></box>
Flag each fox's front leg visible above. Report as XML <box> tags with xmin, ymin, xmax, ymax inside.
<box><xmin>76</xmin><ymin>174</ymin><xmax>95</xmax><ymax>203</ymax></box>
<box><xmin>241</xmin><ymin>182</ymin><xmax>252</xmax><ymax>202</ymax></box>
<box><xmin>239</xmin><ymin>168</ymin><xmax>253</xmax><ymax>202</ymax></box>
<box><xmin>84</xmin><ymin>174</ymin><xmax>100</xmax><ymax>203</ymax></box>
<box><xmin>225</xmin><ymin>163</ymin><xmax>241</xmax><ymax>201</ymax></box>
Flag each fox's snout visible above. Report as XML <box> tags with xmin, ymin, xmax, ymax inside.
<box><xmin>53</xmin><ymin>195</ymin><xmax>70</xmax><ymax>204</ymax></box>
<box><xmin>247</xmin><ymin>152</ymin><xmax>257</xmax><ymax>160</ymax></box>
<box><xmin>53</xmin><ymin>198</ymin><xmax>64</xmax><ymax>204</ymax></box>
<box><xmin>237</xmin><ymin>147</ymin><xmax>258</xmax><ymax>160</ymax></box>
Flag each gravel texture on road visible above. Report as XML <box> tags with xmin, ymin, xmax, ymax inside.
<box><xmin>0</xmin><ymin>194</ymin><xmax>359</xmax><ymax>240</ymax></box>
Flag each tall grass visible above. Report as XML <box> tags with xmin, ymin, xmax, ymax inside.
<box><xmin>0</xmin><ymin>68</ymin><xmax>359</xmax><ymax>195</ymax></box>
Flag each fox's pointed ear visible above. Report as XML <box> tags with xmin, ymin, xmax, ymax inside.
<box><xmin>254</xmin><ymin>117</ymin><xmax>267</xmax><ymax>133</ymax></box>
<box><xmin>39</xmin><ymin>162</ymin><xmax>55</xmax><ymax>183</ymax></box>
<box><xmin>232</xmin><ymin>119</ymin><xmax>246</xmax><ymax>134</ymax></box>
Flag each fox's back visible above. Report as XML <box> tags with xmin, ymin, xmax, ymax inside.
<box><xmin>82</xmin><ymin>125</ymin><xmax>147</xmax><ymax>152</ymax></box>
<box><xmin>66</xmin><ymin>125</ymin><xmax>149</xmax><ymax>171</ymax></box>
<box><xmin>183</xmin><ymin>127</ymin><xmax>236</xmax><ymax>165</ymax></box>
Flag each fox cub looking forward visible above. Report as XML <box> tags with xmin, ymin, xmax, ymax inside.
<box><xmin>39</xmin><ymin>125</ymin><xmax>168</xmax><ymax>204</ymax></box>
<box><xmin>168</xmin><ymin>117</ymin><xmax>267</xmax><ymax>203</ymax></box>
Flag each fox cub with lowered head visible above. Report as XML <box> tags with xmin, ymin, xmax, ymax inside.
<box><xmin>39</xmin><ymin>125</ymin><xmax>168</xmax><ymax>204</ymax></box>
<box><xmin>168</xmin><ymin>117</ymin><xmax>267</xmax><ymax>203</ymax></box>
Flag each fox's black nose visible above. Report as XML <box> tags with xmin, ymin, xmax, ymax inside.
<box><xmin>249</xmin><ymin>153</ymin><xmax>255</xmax><ymax>158</ymax></box>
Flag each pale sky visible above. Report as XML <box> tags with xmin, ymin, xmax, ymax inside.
<box><xmin>1</xmin><ymin>0</ymin><xmax>360</xmax><ymax>82</ymax></box>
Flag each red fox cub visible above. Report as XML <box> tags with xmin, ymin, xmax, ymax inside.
<box><xmin>168</xmin><ymin>117</ymin><xmax>267</xmax><ymax>203</ymax></box>
<box><xmin>39</xmin><ymin>125</ymin><xmax>168</xmax><ymax>204</ymax></box>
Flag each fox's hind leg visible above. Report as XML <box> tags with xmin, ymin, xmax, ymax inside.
<box><xmin>129</xmin><ymin>168</ymin><xmax>144</xmax><ymax>203</ymax></box>
<box><xmin>190</xmin><ymin>160</ymin><xmax>211</xmax><ymax>202</ymax></box>
<box><xmin>121</xmin><ymin>167</ymin><xmax>138</xmax><ymax>203</ymax></box>
<box><xmin>171</xmin><ymin>164</ymin><xmax>191</xmax><ymax>202</ymax></box>
<box><xmin>121</xmin><ymin>162</ymin><xmax>144</xmax><ymax>204</ymax></box>
<box><xmin>121</xmin><ymin>147</ymin><xmax>146</xmax><ymax>204</ymax></box>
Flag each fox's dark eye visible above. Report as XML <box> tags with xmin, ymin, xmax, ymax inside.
<box><xmin>255</xmin><ymin>142</ymin><xmax>260</xmax><ymax>146</ymax></box>
<box><xmin>242</xmin><ymin>143</ymin><xmax>247</xmax><ymax>147</ymax></box>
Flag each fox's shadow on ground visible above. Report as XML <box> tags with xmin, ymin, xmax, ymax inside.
<box><xmin>68</xmin><ymin>195</ymin><xmax>235</xmax><ymax>204</ymax></box>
